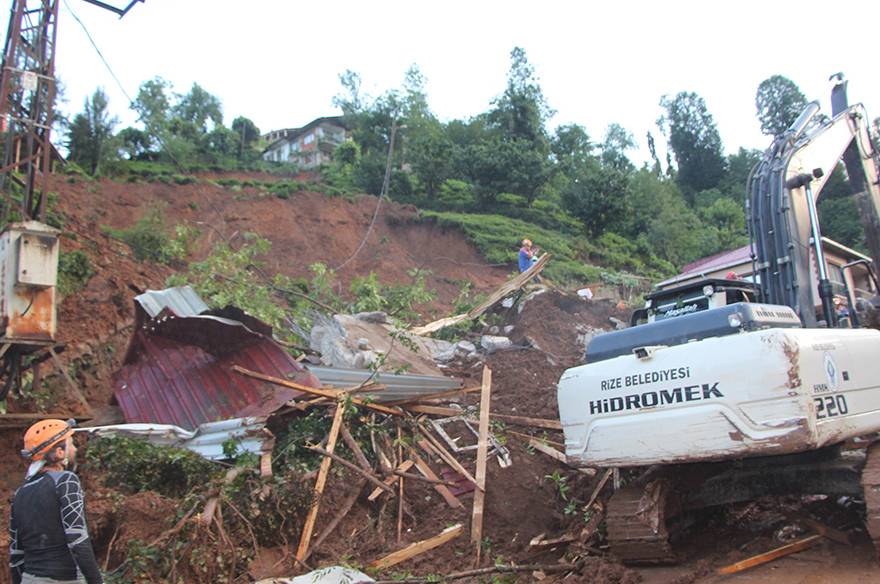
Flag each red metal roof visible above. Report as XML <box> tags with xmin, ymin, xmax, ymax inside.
<box><xmin>113</xmin><ymin>296</ymin><xmax>318</xmax><ymax>430</ymax></box>
<box><xmin>679</xmin><ymin>245</ymin><xmax>751</xmax><ymax>276</ymax></box>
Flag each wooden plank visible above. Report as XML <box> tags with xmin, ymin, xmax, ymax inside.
<box><xmin>716</xmin><ymin>534</ymin><xmax>822</xmax><ymax>575</ymax></box>
<box><xmin>370</xmin><ymin>524</ymin><xmax>464</xmax><ymax>569</ymax></box>
<box><xmin>471</xmin><ymin>365</ymin><xmax>492</xmax><ymax>559</ymax></box>
<box><xmin>397</xmin><ymin>425</ymin><xmax>404</xmax><ymax>544</ymax></box>
<box><xmin>418</xmin><ymin>434</ymin><xmax>480</xmax><ymax>490</ymax></box>
<box><xmin>527</xmin><ymin>438</ymin><xmax>596</xmax><ymax>476</ymax></box>
<box><xmin>405</xmin><ymin>404</ymin><xmax>562</xmax><ymax>431</ymax></box>
<box><xmin>295</xmin><ymin>404</ymin><xmax>345</xmax><ymax>562</ymax></box>
<box><xmin>529</xmin><ymin>532</ymin><xmax>579</xmax><ymax>550</ymax></box>
<box><xmin>384</xmin><ymin>386</ymin><xmax>480</xmax><ymax>407</ymax></box>
<box><xmin>785</xmin><ymin>512</ymin><xmax>852</xmax><ymax>546</ymax></box>
<box><xmin>506</xmin><ymin>430</ymin><xmax>564</xmax><ymax>448</ymax></box>
<box><xmin>307</xmin><ymin>446</ymin><xmax>394</xmax><ymax>496</ymax></box>
<box><xmin>232</xmin><ymin>365</ymin><xmax>403</xmax><ymax>416</ymax></box>
<box><xmin>585</xmin><ymin>469</ymin><xmax>614</xmax><ymax>510</ymax></box>
<box><xmin>411</xmin><ymin>452</ymin><xmax>463</xmax><ymax>509</ymax></box>
<box><xmin>368</xmin><ymin>459</ymin><xmax>415</xmax><ymax>501</ymax></box>
<box><xmin>410</xmin><ymin>255</ymin><xmax>551</xmax><ymax>335</ymax></box>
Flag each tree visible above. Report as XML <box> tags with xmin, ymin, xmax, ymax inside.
<box><xmin>561</xmin><ymin>163</ymin><xmax>631</xmax><ymax>236</ymax></box>
<box><xmin>116</xmin><ymin>127</ymin><xmax>153</xmax><ymax>160</ymax></box>
<box><xmin>659</xmin><ymin>92</ymin><xmax>727</xmax><ymax>198</ymax></box>
<box><xmin>755</xmin><ymin>75</ymin><xmax>808</xmax><ymax>136</ymax></box>
<box><xmin>132</xmin><ymin>77</ymin><xmax>173</xmax><ymax>136</ymax></box>
<box><xmin>467</xmin><ymin>139</ymin><xmax>551</xmax><ymax>205</ymax></box>
<box><xmin>66</xmin><ymin>88</ymin><xmax>118</xmax><ymax>174</ymax></box>
<box><xmin>173</xmin><ymin>83</ymin><xmax>223</xmax><ymax>135</ymax></box>
<box><xmin>231</xmin><ymin>116</ymin><xmax>260</xmax><ymax>160</ymax></box>
<box><xmin>488</xmin><ymin>47</ymin><xmax>554</xmax><ymax>144</ymax></box>
<box><xmin>601</xmin><ymin>123</ymin><xmax>636</xmax><ymax>170</ymax></box>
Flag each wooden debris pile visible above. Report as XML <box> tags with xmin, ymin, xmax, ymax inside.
<box><xmin>233</xmin><ymin>361</ymin><xmax>608</xmax><ymax>580</ymax></box>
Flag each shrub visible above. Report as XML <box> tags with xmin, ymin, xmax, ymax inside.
<box><xmin>57</xmin><ymin>250</ymin><xmax>95</xmax><ymax>296</ymax></box>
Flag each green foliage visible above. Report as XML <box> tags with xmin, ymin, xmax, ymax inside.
<box><xmin>436</xmin><ymin>179</ymin><xmax>476</xmax><ymax>210</ymax></box>
<box><xmin>85</xmin><ymin>436</ymin><xmax>220</xmax><ymax>497</ymax></box>
<box><xmin>659</xmin><ymin>91</ymin><xmax>727</xmax><ymax>197</ymax></box>
<box><xmin>349</xmin><ymin>268</ymin><xmax>437</xmax><ymax>322</ymax></box>
<box><xmin>106</xmin><ymin>205</ymin><xmax>195</xmax><ymax>264</ymax></box>
<box><xmin>755</xmin><ymin>75</ymin><xmax>808</xmax><ymax>136</ymax></box>
<box><xmin>57</xmin><ymin>249</ymin><xmax>95</xmax><ymax>296</ymax></box>
<box><xmin>66</xmin><ymin>88</ymin><xmax>119</xmax><ymax>175</ymax></box>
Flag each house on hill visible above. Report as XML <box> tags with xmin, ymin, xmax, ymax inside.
<box><xmin>262</xmin><ymin>116</ymin><xmax>347</xmax><ymax>169</ymax></box>
<box><xmin>657</xmin><ymin>237</ymin><xmax>877</xmax><ymax>308</ymax></box>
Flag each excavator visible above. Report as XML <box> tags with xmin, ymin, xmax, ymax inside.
<box><xmin>557</xmin><ymin>76</ymin><xmax>880</xmax><ymax>563</ymax></box>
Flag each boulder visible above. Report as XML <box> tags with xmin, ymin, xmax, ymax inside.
<box><xmin>354</xmin><ymin>311</ymin><xmax>388</xmax><ymax>324</ymax></box>
<box><xmin>480</xmin><ymin>335</ymin><xmax>512</xmax><ymax>354</ymax></box>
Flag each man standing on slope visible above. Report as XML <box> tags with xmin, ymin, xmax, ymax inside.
<box><xmin>519</xmin><ymin>239</ymin><xmax>537</xmax><ymax>273</ymax></box>
<box><xmin>9</xmin><ymin>419</ymin><xmax>102</xmax><ymax>584</ymax></box>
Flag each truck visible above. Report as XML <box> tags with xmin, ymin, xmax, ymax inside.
<box><xmin>557</xmin><ymin>76</ymin><xmax>880</xmax><ymax>563</ymax></box>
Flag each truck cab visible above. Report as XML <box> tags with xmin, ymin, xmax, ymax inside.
<box><xmin>631</xmin><ymin>278</ymin><xmax>757</xmax><ymax>326</ymax></box>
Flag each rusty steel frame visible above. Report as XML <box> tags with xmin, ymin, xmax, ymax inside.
<box><xmin>0</xmin><ymin>0</ymin><xmax>61</xmax><ymax>223</ymax></box>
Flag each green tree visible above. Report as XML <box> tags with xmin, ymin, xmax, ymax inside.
<box><xmin>66</xmin><ymin>88</ymin><xmax>118</xmax><ymax>175</ymax></box>
<box><xmin>488</xmin><ymin>47</ymin><xmax>554</xmax><ymax>144</ymax></box>
<box><xmin>116</xmin><ymin>127</ymin><xmax>153</xmax><ymax>160</ymax></box>
<box><xmin>561</xmin><ymin>163</ymin><xmax>631</xmax><ymax>236</ymax></box>
<box><xmin>601</xmin><ymin>123</ymin><xmax>636</xmax><ymax>171</ymax></box>
<box><xmin>231</xmin><ymin>116</ymin><xmax>260</xmax><ymax>160</ymax></box>
<box><xmin>755</xmin><ymin>75</ymin><xmax>808</xmax><ymax>136</ymax></box>
<box><xmin>659</xmin><ymin>91</ymin><xmax>727</xmax><ymax>198</ymax></box>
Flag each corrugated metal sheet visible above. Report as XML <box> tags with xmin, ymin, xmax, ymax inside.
<box><xmin>135</xmin><ymin>286</ymin><xmax>209</xmax><ymax>318</ymax></box>
<box><xmin>80</xmin><ymin>417</ymin><xmax>269</xmax><ymax>461</ymax></box>
<box><xmin>307</xmin><ymin>366</ymin><xmax>461</xmax><ymax>402</ymax></box>
<box><xmin>114</xmin><ymin>290</ymin><xmax>320</xmax><ymax>430</ymax></box>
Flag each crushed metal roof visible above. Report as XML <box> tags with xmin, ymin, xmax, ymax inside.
<box><xmin>307</xmin><ymin>366</ymin><xmax>461</xmax><ymax>402</ymax></box>
<box><xmin>135</xmin><ymin>286</ymin><xmax>209</xmax><ymax>318</ymax></box>
<box><xmin>114</xmin><ymin>288</ymin><xmax>319</xmax><ymax>430</ymax></box>
<box><xmin>80</xmin><ymin>417</ymin><xmax>270</xmax><ymax>461</ymax></box>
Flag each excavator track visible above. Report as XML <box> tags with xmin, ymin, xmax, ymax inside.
<box><xmin>606</xmin><ymin>478</ymin><xmax>680</xmax><ymax>564</ymax></box>
<box><xmin>860</xmin><ymin>442</ymin><xmax>880</xmax><ymax>555</ymax></box>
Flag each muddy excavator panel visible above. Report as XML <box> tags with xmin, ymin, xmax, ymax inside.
<box><xmin>558</xmin><ymin>326</ymin><xmax>880</xmax><ymax>467</ymax></box>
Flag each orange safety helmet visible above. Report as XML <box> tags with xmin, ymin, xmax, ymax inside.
<box><xmin>21</xmin><ymin>419</ymin><xmax>75</xmax><ymax>461</ymax></box>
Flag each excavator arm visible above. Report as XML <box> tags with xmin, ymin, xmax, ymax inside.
<box><xmin>748</xmin><ymin>79</ymin><xmax>880</xmax><ymax>326</ymax></box>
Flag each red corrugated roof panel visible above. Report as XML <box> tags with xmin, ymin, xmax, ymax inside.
<box><xmin>113</xmin><ymin>310</ymin><xmax>318</xmax><ymax>430</ymax></box>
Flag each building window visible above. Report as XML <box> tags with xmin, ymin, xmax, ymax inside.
<box><xmin>304</xmin><ymin>133</ymin><xmax>315</xmax><ymax>145</ymax></box>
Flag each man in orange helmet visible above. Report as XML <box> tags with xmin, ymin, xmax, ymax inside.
<box><xmin>9</xmin><ymin>419</ymin><xmax>102</xmax><ymax>584</ymax></box>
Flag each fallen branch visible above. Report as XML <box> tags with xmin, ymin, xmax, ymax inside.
<box><xmin>372</xmin><ymin>560</ymin><xmax>582</xmax><ymax>583</ymax></box>
<box><xmin>340</xmin><ymin>423</ymin><xmax>373</xmax><ymax>473</ymax></box>
<box><xmin>393</xmin><ymin>468</ymin><xmax>458</xmax><ymax>487</ymax></box>
<box><xmin>369</xmin><ymin>460</ymin><xmax>415</xmax><ymax>501</ymax></box>
<box><xmin>307</xmin><ymin>445</ymin><xmax>395</xmax><ymax>495</ymax></box>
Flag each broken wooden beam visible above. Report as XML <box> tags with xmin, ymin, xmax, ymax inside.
<box><xmin>585</xmin><ymin>468</ymin><xmax>614</xmax><ymax>510</ymax></box>
<box><xmin>233</xmin><ymin>365</ymin><xmax>403</xmax><ymax>416</ymax></box>
<box><xmin>472</xmin><ymin>365</ymin><xmax>492</xmax><ymax>563</ymax></box>
<box><xmin>529</xmin><ymin>532</ymin><xmax>579</xmax><ymax>550</ymax></box>
<box><xmin>404</xmin><ymin>404</ymin><xmax>562</xmax><ymax>431</ymax></box>
<box><xmin>368</xmin><ymin>460</ymin><xmax>415</xmax><ymax>502</ymax></box>
<box><xmin>411</xmin><ymin>452</ymin><xmax>463</xmax><ymax>509</ymax></box>
<box><xmin>716</xmin><ymin>534</ymin><xmax>822</xmax><ymax>575</ymax></box>
<box><xmin>340</xmin><ymin>423</ymin><xmax>373</xmax><ymax>473</ymax></box>
<box><xmin>370</xmin><ymin>523</ymin><xmax>464</xmax><ymax>570</ymax></box>
<box><xmin>417</xmin><ymin>435</ymin><xmax>480</xmax><ymax>490</ymax></box>
<box><xmin>385</xmin><ymin>386</ymin><xmax>481</xmax><ymax>406</ymax></box>
<box><xmin>295</xmin><ymin>404</ymin><xmax>345</xmax><ymax>562</ymax></box>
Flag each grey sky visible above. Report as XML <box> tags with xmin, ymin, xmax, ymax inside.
<box><xmin>53</xmin><ymin>0</ymin><xmax>879</xmax><ymax>164</ymax></box>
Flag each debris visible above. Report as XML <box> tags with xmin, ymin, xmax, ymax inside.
<box><xmin>586</xmin><ymin>469</ymin><xmax>614</xmax><ymax>510</ymax></box>
<box><xmin>371</xmin><ymin>561</ymin><xmax>582</xmax><ymax>583</ymax></box>
<box><xmin>404</xmin><ymin>404</ymin><xmax>562</xmax><ymax>431</ymax></box>
<box><xmin>411</xmin><ymin>452</ymin><xmax>463</xmax><ymax>509</ymax></box>
<box><xmin>454</xmin><ymin>340</ymin><xmax>476</xmax><ymax>357</ymax></box>
<box><xmin>370</xmin><ymin>524</ymin><xmax>464</xmax><ymax>570</ymax></box>
<box><xmin>302</xmin><ymin>479</ymin><xmax>368</xmax><ymax>564</ymax></box>
<box><xmin>471</xmin><ymin>365</ymin><xmax>492</xmax><ymax>562</ymax></box>
<box><xmin>410</xmin><ymin>254</ymin><xmax>551</xmax><ymax>335</ymax></box>
<box><xmin>506</xmin><ymin>430</ymin><xmax>564</xmax><ymax>449</ymax></box>
<box><xmin>431</xmin><ymin>415</ymin><xmax>511</xmax><ymax>466</ymax></box>
<box><xmin>307</xmin><ymin>365</ymin><xmax>463</xmax><ymax>404</ymax></box>
<box><xmin>417</xmin><ymin>434</ymin><xmax>479</xmax><ymax>489</ymax></box>
<box><xmin>233</xmin><ymin>366</ymin><xmax>403</xmax><ymax>417</ymax></box>
<box><xmin>296</xmin><ymin>404</ymin><xmax>345</xmax><ymax>563</ymax></box>
<box><xmin>355</xmin><ymin>311</ymin><xmax>388</xmax><ymax>324</ymax></box>
<box><xmin>307</xmin><ymin>445</ymin><xmax>395</xmax><ymax>495</ymax></box>
<box><xmin>785</xmin><ymin>512</ymin><xmax>853</xmax><ymax>546</ymax></box>
<box><xmin>716</xmin><ymin>534</ymin><xmax>823</xmax><ymax>575</ymax></box>
<box><xmin>480</xmin><ymin>335</ymin><xmax>512</xmax><ymax>353</ymax></box>
<box><xmin>529</xmin><ymin>532</ymin><xmax>578</xmax><ymax>550</ymax></box>
<box><xmin>368</xmin><ymin>460</ymin><xmax>415</xmax><ymax>502</ymax></box>
<box><xmin>340</xmin><ymin>423</ymin><xmax>373</xmax><ymax>473</ymax></box>
<box><xmin>609</xmin><ymin>316</ymin><xmax>628</xmax><ymax>330</ymax></box>
<box><xmin>256</xmin><ymin>566</ymin><xmax>374</xmax><ymax>584</ymax></box>
<box><xmin>526</xmin><ymin>437</ymin><xmax>596</xmax><ymax>476</ymax></box>
<box><xmin>385</xmin><ymin>385</ymin><xmax>481</xmax><ymax>407</ymax></box>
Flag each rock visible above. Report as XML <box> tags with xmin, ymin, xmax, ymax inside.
<box><xmin>354</xmin><ymin>311</ymin><xmax>388</xmax><ymax>324</ymax></box>
<box><xmin>503</xmin><ymin>325</ymin><xmax>515</xmax><ymax>335</ymax></box>
<box><xmin>577</xmin><ymin>287</ymin><xmax>594</xmax><ymax>299</ymax></box>
<box><xmin>353</xmin><ymin>350</ymin><xmax>380</xmax><ymax>369</ymax></box>
<box><xmin>481</xmin><ymin>335</ymin><xmax>512</xmax><ymax>354</ymax></box>
<box><xmin>356</xmin><ymin>338</ymin><xmax>371</xmax><ymax>350</ymax></box>
<box><xmin>517</xmin><ymin>288</ymin><xmax>547</xmax><ymax>313</ymax></box>
<box><xmin>501</xmin><ymin>297</ymin><xmax>515</xmax><ymax>308</ymax></box>
<box><xmin>609</xmin><ymin>316</ymin><xmax>628</xmax><ymax>330</ymax></box>
<box><xmin>488</xmin><ymin>325</ymin><xmax>500</xmax><ymax>335</ymax></box>
<box><xmin>454</xmin><ymin>340</ymin><xmax>476</xmax><ymax>356</ymax></box>
<box><xmin>309</xmin><ymin>313</ymin><xmax>360</xmax><ymax>368</ymax></box>
<box><xmin>420</xmin><ymin>337</ymin><xmax>455</xmax><ymax>361</ymax></box>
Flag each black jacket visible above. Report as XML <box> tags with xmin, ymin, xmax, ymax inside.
<box><xmin>9</xmin><ymin>470</ymin><xmax>102</xmax><ymax>584</ymax></box>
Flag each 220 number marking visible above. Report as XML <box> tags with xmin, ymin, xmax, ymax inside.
<box><xmin>815</xmin><ymin>394</ymin><xmax>849</xmax><ymax>419</ymax></box>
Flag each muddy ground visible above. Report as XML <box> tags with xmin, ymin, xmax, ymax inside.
<box><xmin>0</xmin><ymin>173</ymin><xmax>876</xmax><ymax>582</ymax></box>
